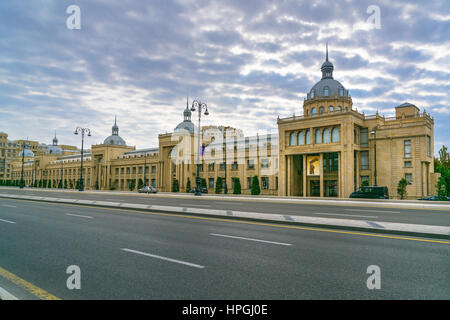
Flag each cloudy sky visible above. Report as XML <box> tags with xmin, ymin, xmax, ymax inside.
<box><xmin>0</xmin><ymin>0</ymin><xmax>448</xmax><ymax>153</ymax></box>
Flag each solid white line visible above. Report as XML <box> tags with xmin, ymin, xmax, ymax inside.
<box><xmin>0</xmin><ymin>286</ymin><xmax>18</xmax><ymax>300</ymax></box>
<box><xmin>1</xmin><ymin>205</ymin><xmax>17</xmax><ymax>208</ymax></box>
<box><xmin>0</xmin><ymin>218</ymin><xmax>16</xmax><ymax>224</ymax></box>
<box><xmin>121</xmin><ymin>248</ymin><xmax>205</xmax><ymax>269</ymax></box>
<box><xmin>345</xmin><ymin>209</ymin><xmax>400</xmax><ymax>214</ymax></box>
<box><xmin>65</xmin><ymin>213</ymin><xmax>93</xmax><ymax>219</ymax></box>
<box><xmin>210</xmin><ymin>233</ymin><xmax>292</xmax><ymax>246</ymax></box>
<box><xmin>313</xmin><ymin>212</ymin><xmax>379</xmax><ymax>219</ymax></box>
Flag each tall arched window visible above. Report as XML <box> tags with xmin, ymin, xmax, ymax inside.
<box><xmin>315</xmin><ymin>129</ymin><xmax>321</xmax><ymax>144</ymax></box>
<box><xmin>323</xmin><ymin>128</ymin><xmax>330</xmax><ymax>143</ymax></box>
<box><xmin>298</xmin><ymin>131</ymin><xmax>305</xmax><ymax>145</ymax></box>
<box><xmin>319</xmin><ymin>106</ymin><xmax>324</xmax><ymax>114</ymax></box>
<box><xmin>312</xmin><ymin>107</ymin><xmax>317</xmax><ymax>116</ymax></box>
<box><xmin>324</xmin><ymin>86</ymin><xmax>329</xmax><ymax>96</ymax></box>
<box><xmin>332</xmin><ymin>127</ymin><xmax>340</xmax><ymax>142</ymax></box>
<box><xmin>328</xmin><ymin>106</ymin><xmax>334</xmax><ymax>112</ymax></box>
<box><xmin>337</xmin><ymin>106</ymin><xmax>342</xmax><ymax>111</ymax></box>
<box><xmin>305</xmin><ymin>130</ymin><xmax>310</xmax><ymax>144</ymax></box>
<box><xmin>289</xmin><ymin>132</ymin><xmax>296</xmax><ymax>146</ymax></box>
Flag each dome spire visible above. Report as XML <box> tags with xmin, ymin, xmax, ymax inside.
<box><xmin>321</xmin><ymin>43</ymin><xmax>334</xmax><ymax>79</ymax></box>
<box><xmin>112</xmin><ymin>116</ymin><xmax>119</xmax><ymax>136</ymax></box>
<box><xmin>52</xmin><ymin>130</ymin><xmax>58</xmax><ymax>146</ymax></box>
<box><xmin>184</xmin><ymin>97</ymin><xmax>192</xmax><ymax>122</ymax></box>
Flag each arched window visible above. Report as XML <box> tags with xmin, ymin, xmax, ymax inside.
<box><xmin>311</xmin><ymin>107</ymin><xmax>317</xmax><ymax>116</ymax></box>
<box><xmin>324</xmin><ymin>86</ymin><xmax>329</xmax><ymax>96</ymax></box>
<box><xmin>328</xmin><ymin>106</ymin><xmax>334</xmax><ymax>112</ymax></box>
<box><xmin>323</xmin><ymin>128</ymin><xmax>330</xmax><ymax>143</ymax></box>
<box><xmin>315</xmin><ymin>129</ymin><xmax>321</xmax><ymax>144</ymax></box>
<box><xmin>305</xmin><ymin>130</ymin><xmax>310</xmax><ymax>144</ymax></box>
<box><xmin>298</xmin><ymin>131</ymin><xmax>305</xmax><ymax>145</ymax></box>
<box><xmin>289</xmin><ymin>132</ymin><xmax>296</xmax><ymax>146</ymax></box>
<box><xmin>332</xmin><ymin>127</ymin><xmax>340</xmax><ymax>142</ymax></box>
<box><xmin>337</xmin><ymin>106</ymin><xmax>342</xmax><ymax>111</ymax></box>
<box><xmin>319</xmin><ymin>106</ymin><xmax>324</xmax><ymax>114</ymax></box>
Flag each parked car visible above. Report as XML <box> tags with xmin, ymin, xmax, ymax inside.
<box><xmin>418</xmin><ymin>195</ymin><xmax>450</xmax><ymax>201</ymax></box>
<box><xmin>349</xmin><ymin>186</ymin><xmax>389</xmax><ymax>199</ymax></box>
<box><xmin>188</xmin><ymin>187</ymin><xmax>208</xmax><ymax>194</ymax></box>
<box><xmin>138</xmin><ymin>186</ymin><xmax>158</xmax><ymax>194</ymax></box>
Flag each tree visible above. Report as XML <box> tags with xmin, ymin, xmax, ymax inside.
<box><xmin>435</xmin><ymin>145</ymin><xmax>449</xmax><ymax>196</ymax></box>
<box><xmin>361</xmin><ymin>179</ymin><xmax>370</xmax><ymax>187</ymax></box>
<box><xmin>251</xmin><ymin>176</ymin><xmax>261</xmax><ymax>195</ymax></box>
<box><xmin>186</xmin><ymin>178</ymin><xmax>191</xmax><ymax>192</ymax></box>
<box><xmin>48</xmin><ymin>180</ymin><xmax>52</xmax><ymax>188</ymax></box>
<box><xmin>232</xmin><ymin>177</ymin><xmax>241</xmax><ymax>195</ymax></box>
<box><xmin>34</xmin><ymin>180</ymin><xmax>38</xmax><ymax>188</ymax></box>
<box><xmin>397</xmin><ymin>178</ymin><xmax>408</xmax><ymax>200</ymax></box>
<box><xmin>69</xmin><ymin>180</ymin><xmax>73</xmax><ymax>189</ymax></box>
<box><xmin>172</xmin><ymin>179</ymin><xmax>179</xmax><ymax>192</ymax></box>
<box><xmin>215</xmin><ymin>177</ymin><xmax>223</xmax><ymax>194</ymax></box>
<box><xmin>64</xmin><ymin>179</ymin><xmax>68</xmax><ymax>189</ymax></box>
<box><xmin>437</xmin><ymin>177</ymin><xmax>448</xmax><ymax>200</ymax></box>
<box><xmin>201</xmin><ymin>178</ymin><xmax>207</xmax><ymax>189</ymax></box>
<box><xmin>128</xmin><ymin>179</ymin><xmax>136</xmax><ymax>191</ymax></box>
<box><xmin>137</xmin><ymin>178</ymin><xmax>144</xmax><ymax>190</ymax></box>
<box><xmin>75</xmin><ymin>180</ymin><xmax>80</xmax><ymax>190</ymax></box>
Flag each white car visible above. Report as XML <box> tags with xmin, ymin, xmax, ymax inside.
<box><xmin>138</xmin><ymin>186</ymin><xmax>158</xmax><ymax>193</ymax></box>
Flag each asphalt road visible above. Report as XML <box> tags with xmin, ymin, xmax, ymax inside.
<box><xmin>0</xmin><ymin>197</ymin><xmax>449</xmax><ymax>299</ymax></box>
<box><xmin>1</xmin><ymin>188</ymin><xmax>449</xmax><ymax>226</ymax></box>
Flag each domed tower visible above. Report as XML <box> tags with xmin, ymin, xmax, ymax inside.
<box><xmin>174</xmin><ymin>97</ymin><xmax>196</xmax><ymax>134</ymax></box>
<box><xmin>303</xmin><ymin>44</ymin><xmax>352</xmax><ymax>116</ymax></box>
<box><xmin>104</xmin><ymin>116</ymin><xmax>127</xmax><ymax>146</ymax></box>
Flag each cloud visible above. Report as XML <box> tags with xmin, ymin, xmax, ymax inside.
<box><xmin>0</xmin><ymin>0</ymin><xmax>448</xmax><ymax>151</ymax></box>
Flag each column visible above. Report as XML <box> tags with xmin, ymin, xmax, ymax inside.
<box><xmin>303</xmin><ymin>155</ymin><xmax>307</xmax><ymax>197</ymax></box>
<box><xmin>319</xmin><ymin>153</ymin><xmax>324</xmax><ymax>197</ymax></box>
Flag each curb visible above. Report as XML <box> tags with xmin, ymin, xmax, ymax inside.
<box><xmin>1</xmin><ymin>193</ymin><xmax>449</xmax><ymax>240</ymax></box>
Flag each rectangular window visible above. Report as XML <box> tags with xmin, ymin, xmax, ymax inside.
<box><xmin>247</xmin><ymin>177</ymin><xmax>252</xmax><ymax>189</ymax></box>
<box><xmin>404</xmin><ymin>161</ymin><xmax>412</xmax><ymax>168</ymax></box>
<box><xmin>427</xmin><ymin>136</ymin><xmax>431</xmax><ymax>156</ymax></box>
<box><xmin>209</xmin><ymin>178</ymin><xmax>214</xmax><ymax>189</ymax></box>
<box><xmin>151</xmin><ymin>166</ymin><xmax>156</xmax><ymax>173</ymax></box>
<box><xmin>208</xmin><ymin>163</ymin><xmax>215</xmax><ymax>171</ymax></box>
<box><xmin>261</xmin><ymin>159</ymin><xmax>269</xmax><ymax>168</ymax></box>
<box><xmin>360</xmin><ymin>151</ymin><xmax>369</xmax><ymax>170</ymax></box>
<box><xmin>360</xmin><ymin>128</ymin><xmax>369</xmax><ymax>148</ymax></box>
<box><xmin>121</xmin><ymin>168</ymin><xmax>124</xmax><ymax>174</ymax></box>
<box><xmin>405</xmin><ymin>173</ymin><xmax>413</xmax><ymax>183</ymax></box>
<box><xmin>247</xmin><ymin>159</ymin><xmax>255</xmax><ymax>169</ymax></box>
<box><xmin>261</xmin><ymin>177</ymin><xmax>269</xmax><ymax>189</ymax></box>
<box><xmin>220</xmin><ymin>163</ymin><xmax>226</xmax><ymax>171</ymax></box>
<box><xmin>232</xmin><ymin>161</ymin><xmax>238</xmax><ymax>170</ymax></box>
<box><xmin>404</xmin><ymin>140</ymin><xmax>411</xmax><ymax>158</ymax></box>
<box><xmin>133</xmin><ymin>167</ymin><xmax>137</xmax><ymax>174</ymax></box>
<box><xmin>138</xmin><ymin>167</ymin><xmax>143</xmax><ymax>174</ymax></box>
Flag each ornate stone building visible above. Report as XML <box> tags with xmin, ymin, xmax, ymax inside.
<box><xmin>6</xmin><ymin>49</ymin><xmax>438</xmax><ymax>199</ymax></box>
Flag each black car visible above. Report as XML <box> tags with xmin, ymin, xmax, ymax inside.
<box><xmin>349</xmin><ymin>186</ymin><xmax>389</xmax><ymax>199</ymax></box>
<box><xmin>189</xmin><ymin>187</ymin><xmax>208</xmax><ymax>194</ymax></box>
<box><xmin>418</xmin><ymin>195</ymin><xmax>450</xmax><ymax>201</ymax></box>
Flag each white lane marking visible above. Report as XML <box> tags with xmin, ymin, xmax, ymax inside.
<box><xmin>0</xmin><ymin>286</ymin><xmax>18</xmax><ymax>300</ymax></box>
<box><xmin>121</xmin><ymin>248</ymin><xmax>205</xmax><ymax>269</ymax></box>
<box><xmin>65</xmin><ymin>213</ymin><xmax>93</xmax><ymax>219</ymax></box>
<box><xmin>345</xmin><ymin>209</ymin><xmax>400</xmax><ymax>214</ymax></box>
<box><xmin>210</xmin><ymin>233</ymin><xmax>292</xmax><ymax>246</ymax></box>
<box><xmin>313</xmin><ymin>212</ymin><xmax>379</xmax><ymax>219</ymax></box>
<box><xmin>0</xmin><ymin>218</ymin><xmax>16</xmax><ymax>224</ymax></box>
<box><xmin>1</xmin><ymin>205</ymin><xmax>17</xmax><ymax>208</ymax></box>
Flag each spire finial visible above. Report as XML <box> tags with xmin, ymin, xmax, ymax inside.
<box><xmin>114</xmin><ymin>114</ymin><xmax>117</xmax><ymax>126</ymax></box>
<box><xmin>326</xmin><ymin>42</ymin><xmax>328</xmax><ymax>62</ymax></box>
<box><xmin>186</xmin><ymin>96</ymin><xmax>189</xmax><ymax>109</ymax></box>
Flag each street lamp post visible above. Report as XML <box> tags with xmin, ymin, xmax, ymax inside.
<box><xmin>144</xmin><ymin>151</ymin><xmax>147</xmax><ymax>186</ymax></box>
<box><xmin>371</xmin><ymin>129</ymin><xmax>377</xmax><ymax>186</ymax></box>
<box><xmin>60</xmin><ymin>159</ymin><xmax>64</xmax><ymax>189</ymax></box>
<box><xmin>20</xmin><ymin>141</ymin><xmax>29</xmax><ymax>189</ymax></box>
<box><xmin>74</xmin><ymin>127</ymin><xmax>91</xmax><ymax>191</ymax></box>
<box><xmin>190</xmin><ymin>100</ymin><xmax>209</xmax><ymax>196</ymax></box>
<box><xmin>223</xmin><ymin>129</ymin><xmax>228</xmax><ymax>194</ymax></box>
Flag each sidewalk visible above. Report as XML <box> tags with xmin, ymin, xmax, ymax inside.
<box><xmin>1</xmin><ymin>186</ymin><xmax>449</xmax><ymax>210</ymax></box>
<box><xmin>1</xmin><ymin>191</ymin><xmax>449</xmax><ymax>240</ymax></box>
